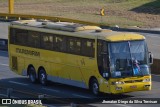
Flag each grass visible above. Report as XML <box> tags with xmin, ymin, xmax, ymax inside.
<box><xmin>143</xmin><ymin>0</ymin><xmax>160</xmax><ymax>8</ymax></box>
<box><xmin>0</xmin><ymin>0</ymin><xmax>159</xmax><ymax>28</ymax></box>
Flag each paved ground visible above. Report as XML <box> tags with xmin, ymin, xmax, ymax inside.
<box><xmin>140</xmin><ymin>32</ymin><xmax>160</xmax><ymax>59</ymax></box>
<box><xmin>0</xmin><ymin>51</ymin><xmax>160</xmax><ymax>107</ymax></box>
<box><xmin>0</xmin><ymin>22</ymin><xmax>9</xmax><ymax>39</ymax></box>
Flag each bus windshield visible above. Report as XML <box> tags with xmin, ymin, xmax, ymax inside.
<box><xmin>109</xmin><ymin>40</ymin><xmax>150</xmax><ymax>78</ymax></box>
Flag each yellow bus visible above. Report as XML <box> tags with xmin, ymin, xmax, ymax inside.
<box><xmin>9</xmin><ymin>20</ymin><xmax>153</xmax><ymax>95</ymax></box>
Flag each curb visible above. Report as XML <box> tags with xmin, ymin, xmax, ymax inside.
<box><xmin>101</xmin><ymin>26</ymin><xmax>160</xmax><ymax>34</ymax></box>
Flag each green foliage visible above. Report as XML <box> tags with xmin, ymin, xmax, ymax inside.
<box><xmin>143</xmin><ymin>0</ymin><xmax>160</xmax><ymax>8</ymax></box>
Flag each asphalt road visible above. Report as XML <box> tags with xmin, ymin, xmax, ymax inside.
<box><xmin>0</xmin><ymin>51</ymin><xmax>160</xmax><ymax>107</ymax></box>
<box><xmin>139</xmin><ymin>32</ymin><xmax>160</xmax><ymax>59</ymax></box>
<box><xmin>0</xmin><ymin>22</ymin><xmax>9</xmax><ymax>39</ymax></box>
<box><xmin>0</xmin><ymin>22</ymin><xmax>160</xmax><ymax>107</ymax></box>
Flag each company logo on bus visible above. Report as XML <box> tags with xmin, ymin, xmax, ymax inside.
<box><xmin>16</xmin><ymin>48</ymin><xmax>40</xmax><ymax>57</ymax></box>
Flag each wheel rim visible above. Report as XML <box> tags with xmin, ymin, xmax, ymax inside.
<box><xmin>29</xmin><ymin>68</ymin><xmax>36</xmax><ymax>82</ymax></box>
<box><xmin>93</xmin><ymin>82</ymin><xmax>98</xmax><ymax>95</ymax></box>
<box><xmin>40</xmin><ymin>73</ymin><xmax>46</xmax><ymax>84</ymax></box>
<box><xmin>30</xmin><ymin>73</ymin><xmax>35</xmax><ymax>82</ymax></box>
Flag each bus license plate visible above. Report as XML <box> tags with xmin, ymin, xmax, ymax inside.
<box><xmin>130</xmin><ymin>85</ymin><xmax>137</xmax><ymax>89</ymax></box>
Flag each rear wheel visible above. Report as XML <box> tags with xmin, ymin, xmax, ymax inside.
<box><xmin>28</xmin><ymin>67</ymin><xmax>37</xmax><ymax>83</ymax></box>
<box><xmin>90</xmin><ymin>79</ymin><xmax>99</xmax><ymax>96</ymax></box>
<box><xmin>39</xmin><ymin>69</ymin><xmax>47</xmax><ymax>86</ymax></box>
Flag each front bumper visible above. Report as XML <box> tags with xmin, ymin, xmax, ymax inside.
<box><xmin>110</xmin><ymin>82</ymin><xmax>151</xmax><ymax>94</ymax></box>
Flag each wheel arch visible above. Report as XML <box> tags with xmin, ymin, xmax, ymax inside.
<box><xmin>89</xmin><ymin>76</ymin><xmax>98</xmax><ymax>89</ymax></box>
<box><xmin>38</xmin><ymin>66</ymin><xmax>46</xmax><ymax>79</ymax></box>
<box><xmin>27</xmin><ymin>64</ymin><xmax>35</xmax><ymax>76</ymax></box>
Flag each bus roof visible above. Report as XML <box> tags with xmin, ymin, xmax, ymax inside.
<box><xmin>11</xmin><ymin>20</ymin><xmax>145</xmax><ymax>42</ymax></box>
<box><xmin>77</xmin><ymin>30</ymin><xmax>145</xmax><ymax>41</ymax></box>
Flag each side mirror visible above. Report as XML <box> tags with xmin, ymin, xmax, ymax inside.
<box><xmin>149</xmin><ymin>52</ymin><xmax>153</xmax><ymax>64</ymax></box>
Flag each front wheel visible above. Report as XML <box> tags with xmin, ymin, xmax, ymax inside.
<box><xmin>90</xmin><ymin>79</ymin><xmax>99</xmax><ymax>96</ymax></box>
<box><xmin>39</xmin><ymin>69</ymin><xmax>47</xmax><ymax>86</ymax></box>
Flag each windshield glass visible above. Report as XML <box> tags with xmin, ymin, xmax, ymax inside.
<box><xmin>109</xmin><ymin>40</ymin><xmax>150</xmax><ymax>78</ymax></box>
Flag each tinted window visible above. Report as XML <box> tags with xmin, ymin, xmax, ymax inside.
<box><xmin>81</xmin><ymin>39</ymin><xmax>95</xmax><ymax>57</ymax></box>
<box><xmin>53</xmin><ymin>35</ymin><xmax>66</xmax><ymax>52</ymax></box>
<box><xmin>97</xmin><ymin>40</ymin><xmax>109</xmax><ymax>74</ymax></box>
<box><xmin>67</xmin><ymin>37</ymin><xmax>81</xmax><ymax>55</ymax></box>
<box><xmin>28</xmin><ymin>31</ymin><xmax>40</xmax><ymax>48</ymax></box>
<box><xmin>15</xmin><ymin>29</ymin><xmax>28</xmax><ymax>46</ymax></box>
<box><xmin>9</xmin><ymin>28</ymin><xmax>95</xmax><ymax>57</ymax></box>
<box><xmin>10</xmin><ymin>28</ymin><xmax>16</xmax><ymax>44</ymax></box>
<box><xmin>41</xmin><ymin>33</ymin><xmax>53</xmax><ymax>50</ymax></box>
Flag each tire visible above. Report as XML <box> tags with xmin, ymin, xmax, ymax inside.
<box><xmin>39</xmin><ymin>69</ymin><xmax>47</xmax><ymax>86</ymax></box>
<box><xmin>90</xmin><ymin>79</ymin><xmax>99</xmax><ymax>96</ymax></box>
<box><xmin>28</xmin><ymin>67</ymin><xmax>37</xmax><ymax>83</ymax></box>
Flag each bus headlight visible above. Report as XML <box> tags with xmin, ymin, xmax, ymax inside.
<box><xmin>143</xmin><ymin>78</ymin><xmax>150</xmax><ymax>82</ymax></box>
<box><xmin>112</xmin><ymin>81</ymin><xmax>124</xmax><ymax>85</ymax></box>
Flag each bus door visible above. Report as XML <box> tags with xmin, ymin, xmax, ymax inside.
<box><xmin>97</xmin><ymin>40</ymin><xmax>110</xmax><ymax>92</ymax></box>
<box><xmin>97</xmin><ymin>40</ymin><xmax>110</xmax><ymax>78</ymax></box>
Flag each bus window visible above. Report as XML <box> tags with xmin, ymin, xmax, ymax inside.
<box><xmin>67</xmin><ymin>37</ymin><xmax>81</xmax><ymax>55</ymax></box>
<box><xmin>10</xmin><ymin>28</ymin><xmax>16</xmax><ymax>44</ymax></box>
<box><xmin>15</xmin><ymin>29</ymin><xmax>28</xmax><ymax>46</ymax></box>
<box><xmin>53</xmin><ymin>35</ymin><xmax>66</xmax><ymax>52</ymax></box>
<box><xmin>28</xmin><ymin>31</ymin><xmax>40</xmax><ymax>48</ymax></box>
<box><xmin>41</xmin><ymin>33</ymin><xmax>53</xmax><ymax>50</ymax></box>
<box><xmin>81</xmin><ymin>39</ymin><xmax>95</xmax><ymax>57</ymax></box>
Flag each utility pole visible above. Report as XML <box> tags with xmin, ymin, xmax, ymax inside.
<box><xmin>8</xmin><ymin>0</ymin><xmax>14</xmax><ymax>14</ymax></box>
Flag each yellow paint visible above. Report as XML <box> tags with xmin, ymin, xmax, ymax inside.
<box><xmin>105</xmin><ymin>33</ymin><xmax>145</xmax><ymax>42</ymax></box>
<box><xmin>8</xmin><ymin>21</ymin><xmax>151</xmax><ymax>94</ymax></box>
<box><xmin>109</xmin><ymin>76</ymin><xmax>151</xmax><ymax>94</ymax></box>
<box><xmin>9</xmin><ymin>0</ymin><xmax>14</xmax><ymax>14</ymax></box>
<box><xmin>100</xmin><ymin>8</ymin><xmax>105</xmax><ymax>16</ymax></box>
